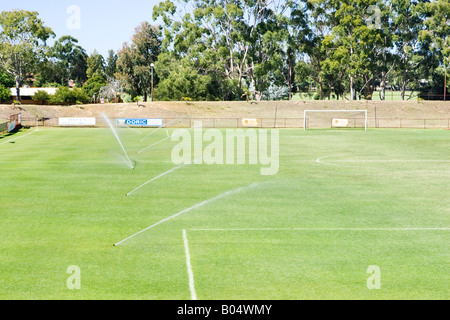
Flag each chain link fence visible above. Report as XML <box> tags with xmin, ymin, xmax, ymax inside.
<box><xmin>15</xmin><ymin>116</ymin><xmax>449</xmax><ymax>130</ymax></box>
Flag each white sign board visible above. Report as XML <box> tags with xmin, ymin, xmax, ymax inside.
<box><xmin>59</xmin><ymin>117</ymin><xmax>96</xmax><ymax>126</ymax></box>
<box><xmin>116</xmin><ymin>118</ymin><xmax>163</xmax><ymax>127</ymax></box>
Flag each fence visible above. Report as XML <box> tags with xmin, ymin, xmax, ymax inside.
<box><xmin>23</xmin><ymin>116</ymin><xmax>450</xmax><ymax>130</ymax></box>
<box><xmin>0</xmin><ymin>114</ymin><xmax>22</xmax><ymax>135</ymax></box>
<box><xmin>0</xmin><ymin>120</ymin><xmax>8</xmax><ymax>134</ymax></box>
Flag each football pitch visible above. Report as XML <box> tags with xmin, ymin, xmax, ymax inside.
<box><xmin>0</xmin><ymin>126</ymin><xmax>448</xmax><ymax>300</ymax></box>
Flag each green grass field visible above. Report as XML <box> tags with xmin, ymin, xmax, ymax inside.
<box><xmin>0</xmin><ymin>126</ymin><xmax>448</xmax><ymax>300</ymax></box>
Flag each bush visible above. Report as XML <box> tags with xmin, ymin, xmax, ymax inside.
<box><xmin>262</xmin><ymin>85</ymin><xmax>290</xmax><ymax>101</ymax></box>
<box><xmin>50</xmin><ymin>87</ymin><xmax>90</xmax><ymax>105</ymax></box>
<box><xmin>0</xmin><ymin>84</ymin><xmax>10</xmax><ymax>103</ymax></box>
<box><xmin>82</xmin><ymin>76</ymin><xmax>107</xmax><ymax>101</ymax></box>
<box><xmin>32</xmin><ymin>90</ymin><xmax>51</xmax><ymax>105</ymax></box>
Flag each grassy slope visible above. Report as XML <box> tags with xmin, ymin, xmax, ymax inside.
<box><xmin>1</xmin><ymin>100</ymin><xmax>449</xmax><ymax>124</ymax></box>
<box><xmin>0</xmin><ymin>127</ymin><xmax>448</xmax><ymax>299</ymax></box>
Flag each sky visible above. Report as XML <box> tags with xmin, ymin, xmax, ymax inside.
<box><xmin>1</xmin><ymin>0</ymin><xmax>163</xmax><ymax>57</ymax></box>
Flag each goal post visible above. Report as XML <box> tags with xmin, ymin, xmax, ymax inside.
<box><xmin>304</xmin><ymin>110</ymin><xmax>368</xmax><ymax>131</ymax></box>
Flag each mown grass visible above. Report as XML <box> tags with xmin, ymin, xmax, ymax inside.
<box><xmin>0</xmin><ymin>127</ymin><xmax>448</xmax><ymax>300</ymax></box>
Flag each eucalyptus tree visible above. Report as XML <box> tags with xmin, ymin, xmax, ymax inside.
<box><xmin>116</xmin><ymin>22</ymin><xmax>162</xmax><ymax>102</ymax></box>
<box><xmin>419</xmin><ymin>0</ymin><xmax>450</xmax><ymax>98</ymax></box>
<box><xmin>391</xmin><ymin>0</ymin><xmax>428</xmax><ymax>100</ymax></box>
<box><xmin>153</xmin><ymin>0</ymin><xmax>308</xmax><ymax>100</ymax></box>
<box><xmin>320</xmin><ymin>0</ymin><xmax>392</xmax><ymax>100</ymax></box>
<box><xmin>52</xmin><ymin>35</ymin><xmax>88</xmax><ymax>87</ymax></box>
<box><xmin>0</xmin><ymin>10</ymin><xmax>54</xmax><ymax>101</ymax></box>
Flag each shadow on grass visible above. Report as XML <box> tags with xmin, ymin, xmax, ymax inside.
<box><xmin>0</xmin><ymin>126</ymin><xmax>28</xmax><ymax>141</ymax></box>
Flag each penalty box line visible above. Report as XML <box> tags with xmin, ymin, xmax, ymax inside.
<box><xmin>0</xmin><ymin>128</ymin><xmax>39</xmax><ymax>146</ymax></box>
<box><xmin>182</xmin><ymin>227</ymin><xmax>449</xmax><ymax>300</ymax></box>
<box><xmin>186</xmin><ymin>227</ymin><xmax>450</xmax><ymax>232</ymax></box>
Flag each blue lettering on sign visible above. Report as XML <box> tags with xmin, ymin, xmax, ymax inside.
<box><xmin>117</xmin><ymin>118</ymin><xmax>163</xmax><ymax>127</ymax></box>
<box><xmin>125</xmin><ymin>119</ymin><xmax>148</xmax><ymax>126</ymax></box>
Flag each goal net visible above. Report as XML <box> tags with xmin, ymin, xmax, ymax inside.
<box><xmin>304</xmin><ymin>110</ymin><xmax>368</xmax><ymax>131</ymax></box>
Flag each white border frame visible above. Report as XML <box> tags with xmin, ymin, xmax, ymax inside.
<box><xmin>304</xmin><ymin>110</ymin><xmax>368</xmax><ymax>131</ymax></box>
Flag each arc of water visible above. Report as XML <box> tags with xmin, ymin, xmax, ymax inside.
<box><xmin>102</xmin><ymin>113</ymin><xmax>134</xmax><ymax>169</ymax></box>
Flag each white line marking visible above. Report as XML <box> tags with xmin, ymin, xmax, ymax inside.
<box><xmin>114</xmin><ymin>183</ymin><xmax>259</xmax><ymax>246</ymax></box>
<box><xmin>187</xmin><ymin>228</ymin><xmax>450</xmax><ymax>232</ymax></box>
<box><xmin>316</xmin><ymin>155</ymin><xmax>450</xmax><ymax>166</ymax></box>
<box><xmin>316</xmin><ymin>156</ymin><xmax>338</xmax><ymax>166</ymax></box>
<box><xmin>0</xmin><ymin>160</ymin><xmax>176</xmax><ymax>164</ymax></box>
<box><xmin>183</xmin><ymin>229</ymin><xmax>197</xmax><ymax>300</ymax></box>
<box><xmin>0</xmin><ymin>129</ymin><xmax>38</xmax><ymax>146</ymax></box>
<box><xmin>126</xmin><ymin>164</ymin><xmax>187</xmax><ymax>196</ymax></box>
<box><xmin>329</xmin><ymin>160</ymin><xmax>450</xmax><ymax>163</ymax></box>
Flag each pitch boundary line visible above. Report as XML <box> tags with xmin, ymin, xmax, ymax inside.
<box><xmin>0</xmin><ymin>129</ymin><xmax>39</xmax><ymax>146</ymax></box>
<box><xmin>316</xmin><ymin>155</ymin><xmax>450</xmax><ymax>166</ymax></box>
<box><xmin>182</xmin><ymin>227</ymin><xmax>449</xmax><ymax>299</ymax></box>
<box><xmin>183</xmin><ymin>229</ymin><xmax>197</xmax><ymax>300</ymax></box>
<box><xmin>187</xmin><ymin>227</ymin><xmax>450</xmax><ymax>232</ymax></box>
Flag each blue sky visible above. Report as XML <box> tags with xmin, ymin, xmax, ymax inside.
<box><xmin>1</xmin><ymin>0</ymin><xmax>162</xmax><ymax>57</ymax></box>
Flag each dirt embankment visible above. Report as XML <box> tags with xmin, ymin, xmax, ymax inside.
<box><xmin>1</xmin><ymin>100</ymin><xmax>449</xmax><ymax>122</ymax></box>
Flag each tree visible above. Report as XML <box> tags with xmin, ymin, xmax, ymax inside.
<box><xmin>82</xmin><ymin>75</ymin><xmax>107</xmax><ymax>101</ymax></box>
<box><xmin>154</xmin><ymin>51</ymin><xmax>222</xmax><ymax>101</ymax></box>
<box><xmin>86</xmin><ymin>50</ymin><xmax>106</xmax><ymax>80</ymax></box>
<box><xmin>390</xmin><ymin>0</ymin><xmax>428</xmax><ymax>100</ymax></box>
<box><xmin>298</xmin><ymin>0</ymin><xmax>332</xmax><ymax>100</ymax></box>
<box><xmin>419</xmin><ymin>0</ymin><xmax>450</xmax><ymax>99</ymax></box>
<box><xmin>116</xmin><ymin>22</ymin><xmax>161</xmax><ymax>102</ymax></box>
<box><xmin>98</xmin><ymin>77</ymin><xmax>123</xmax><ymax>102</ymax></box>
<box><xmin>0</xmin><ymin>10</ymin><xmax>54</xmax><ymax>102</ymax></box>
<box><xmin>0</xmin><ymin>84</ymin><xmax>10</xmax><ymax>102</ymax></box>
<box><xmin>34</xmin><ymin>37</ymin><xmax>87</xmax><ymax>87</ymax></box>
<box><xmin>105</xmin><ymin>49</ymin><xmax>118</xmax><ymax>79</ymax></box>
<box><xmin>52</xmin><ymin>35</ymin><xmax>87</xmax><ymax>87</ymax></box>
<box><xmin>321</xmin><ymin>0</ymin><xmax>392</xmax><ymax>100</ymax></box>
<box><xmin>50</xmin><ymin>86</ymin><xmax>89</xmax><ymax>105</ymax></box>
<box><xmin>0</xmin><ymin>68</ymin><xmax>14</xmax><ymax>87</ymax></box>
<box><xmin>32</xmin><ymin>90</ymin><xmax>51</xmax><ymax>105</ymax></box>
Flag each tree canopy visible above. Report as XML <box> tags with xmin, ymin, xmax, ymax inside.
<box><xmin>0</xmin><ymin>10</ymin><xmax>54</xmax><ymax>101</ymax></box>
<box><xmin>0</xmin><ymin>2</ymin><xmax>448</xmax><ymax>104</ymax></box>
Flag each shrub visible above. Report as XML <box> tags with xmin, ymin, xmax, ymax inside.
<box><xmin>32</xmin><ymin>90</ymin><xmax>51</xmax><ymax>105</ymax></box>
<box><xmin>50</xmin><ymin>87</ymin><xmax>90</xmax><ymax>105</ymax></box>
<box><xmin>82</xmin><ymin>76</ymin><xmax>107</xmax><ymax>101</ymax></box>
<box><xmin>0</xmin><ymin>84</ymin><xmax>11</xmax><ymax>103</ymax></box>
